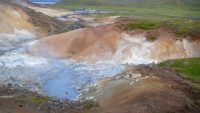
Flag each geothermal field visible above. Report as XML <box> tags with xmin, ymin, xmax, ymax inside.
<box><xmin>0</xmin><ymin>0</ymin><xmax>200</xmax><ymax>113</ymax></box>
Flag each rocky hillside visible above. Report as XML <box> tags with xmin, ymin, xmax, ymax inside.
<box><xmin>0</xmin><ymin>1</ymin><xmax>68</xmax><ymax>36</ymax></box>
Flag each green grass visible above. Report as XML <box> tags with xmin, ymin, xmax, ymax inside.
<box><xmin>15</xmin><ymin>94</ymin><xmax>50</xmax><ymax>104</ymax></box>
<box><xmin>146</xmin><ymin>35</ymin><xmax>157</xmax><ymax>41</ymax></box>
<box><xmin>126</xmin><ymin>21</ymin><xmax>161</xmax><ymax>29</ymax></box>
<box><xmin>159</xmin><ymin>58</ymin><xmax>200</xmax><ymax>93</ymax></box>
<box><xmin>55</xmin><ymin>0</ymin><xmax>200</xmax><ymax>18</ymax></box>
<box><xmin>82</xmin><ymin>100</ymin><xmax>99</xmax><ymax>113</ymax></box>
<box><xmin>54</xmin><ymin>0</ymin><xmax>200</xmax><ymax>37</ymax></box>
<box><xmin>159</xmin><ymin>58</ymin><xmax>200</xmax><ymax>82</ymax></box>
<box><xmin>162</xmin><ymin>20</ymin><xmax>200</xmax><ymax>37</ymax></box>
<box><xmin>29</xmin><ymin>96</ymin><xmax>50</xmax><ymax>104</ymax></box>
<box><xmin>123</xmin><ymin>19</ymin><xmax>200</xmax><ymax>37</ymax></box>
<box><xmin>83</xmin><ymin>100</ymin><xmax>98</xmax><ymax>110</ymax></box>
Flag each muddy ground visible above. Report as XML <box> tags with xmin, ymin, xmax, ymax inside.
<box><xmin>83</xmin><ymin>65</ymin><xmax>200</xmax><ymax>113</ymax></box>
<box><xmin>0</xmin><ymin>86</ymin><xmax>84</xmax><ymax>113</ymax></box>
<box><xmin>0</xmin><ymin>65</ymin><xmax>200</xmax><ymax>113</ymax></box>
<box><xmin>0</xmin><ymin>1</ymin><xmax>200</xmax><ymax>113</ymax></box>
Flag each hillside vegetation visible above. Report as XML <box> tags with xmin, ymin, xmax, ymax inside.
<box><xmin>159</xmin><ymin>58</ymin><xmax>200</xmax><ymax>81</ymax></box>
<box><xmin>56</xmin><ymin>0</ymin><xmax>200</xmax><ymax>18</ymax></box>
<box><xmin>159</xmin><ymin>58</ymin><xmax>200</xmax><ymax>92</ymax></box>
<box><xmin>123</xmin><ymin>19</ymin><xmax>200</xmax><ymax>37</ymax></box>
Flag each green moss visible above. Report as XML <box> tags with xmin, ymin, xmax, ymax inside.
<box><xmin>29</xmin><ymin>96</ymin><xmax>50</xmax><ymax>104</ymax></box>
<box><xmin>159</xmin><ymin>58</ymin><xmax>200</xmax><ymax>82</ymax></box>
<box><xmin>15</xmin><ymin>95</ymin><xmax>26</xmax><ymax>101</ymax></box>
<box><xmin>146</xmin><ymin>35</ymin><xmax>157</xmax><ymax>41</ymax></box>
<box><xmin>54</xmin><ymin>0</ymin><xmax>200</xmax><ymax>18</ymax></box>
<box><xmin>70</xmin><ymin>51</ymin><xmax>76</xmax><ymax>54</ymax></box>
<box><xmin>82</xmin><ymin>100</ymin><xmax>99</xmax><ymax>110</ymax></box>
<box><xmin>124</xmin><ymin>19</ymin><xmax>200</xmax><ymax>37</ymax></box>
<box><xmin>192</xmin><ymin>83</ymin><xmax>200</xmax><ymax>93</ymax></box>
<box><xmin>163</xmin><ymin>20</ymin><xmax>200</xmax><ymax>37</ymax></box>
<box><xmin>159</xmin><ymin>58</ymin><xmax>200</xmax><ymax>93</ymax></box>
<box><xmin>126</xmin><ymin>21</ymin><xmax>161</xmax><ymax>29</ymax></box>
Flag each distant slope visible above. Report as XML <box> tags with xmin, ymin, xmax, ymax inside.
<box><xmin>61</xmin><ymin>0</ymin><xmax>200</xmax><ymax>7</ymax></box>
<box><xmin>0</xmin><ymin>1</ymin><xmax>35</xmax><ymax>33</ymax></box>
<box><xmin>0</xmin><ymin>1</ymin><xmax>68</xmax><ymax>35</ymax></box>
<box><xmin>29</xmin><ymin>0</ymin><xmax>61</xmax><ymax>2</ymax></box>
<box><xmin>57</xmin><ymin>0</ymin><xmax>200</xmax><ymax>18</ymax></box>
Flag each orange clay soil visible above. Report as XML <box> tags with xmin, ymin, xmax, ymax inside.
<box><xmin>0</xmin><ymin>2</ymin><xmax>68</xmax><ymax>36</ymax></box>
<box><xmin>0</xmin><ymin>3</ymin><xmax>35</xmax><ymax>34</ymax></box>
<box><xmin>30</xmin><ymin>23</ymin><xmax>200</xmax><ymax>64</ymax></box>
<box><xmin>30</xmin><ymin>24</ymin><xmax>121</xmax><ymax>63</ymax></box>
<box><xmin>84</xmin><ymin>65</ymin><xmax>200</xmax><ymax>113</ymax></box>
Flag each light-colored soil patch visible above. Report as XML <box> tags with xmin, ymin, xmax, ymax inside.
<box><xmin>0</xmin><ymin>3</ymin><xmax>35</xmax><ymax>33</ymax></box>
<box><xmin>84</xmin><ymin>65</ymin><xmax>200</xmax><ymax>113</ymax></box>
<box><xmin>30</xmin><ymin>24</ymin><xmax>200</xmax><ymax>64</ymax></box>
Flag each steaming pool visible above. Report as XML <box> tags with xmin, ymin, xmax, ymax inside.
<box><xmin>0</xmin><ymin>29</ymin><xmax>125</xmax><ymax>100</ymax></box>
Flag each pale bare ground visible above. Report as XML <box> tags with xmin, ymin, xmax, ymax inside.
<box><xmin>0</xmin><ymin>3</ymin><xmax>35</xmax><ymax>34</ymax></box>
<box><xmin>27</xmin><ymin>5</ymin><xmax>73</xmax><ymax>17</ymax></box>
<box><xmin>84</xmin><ymin>65</ymin><xmax>200</xmax><ymax>113</ymax></box>
<box><xmin>30</xmin><ymin>23</ymin><xmax>200</xmax><ymax>64</ymax></box>
<box><xmin>0</xmin><ymin>1</ymin><xmax>69</xmax><ymax>37</ymax></box>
